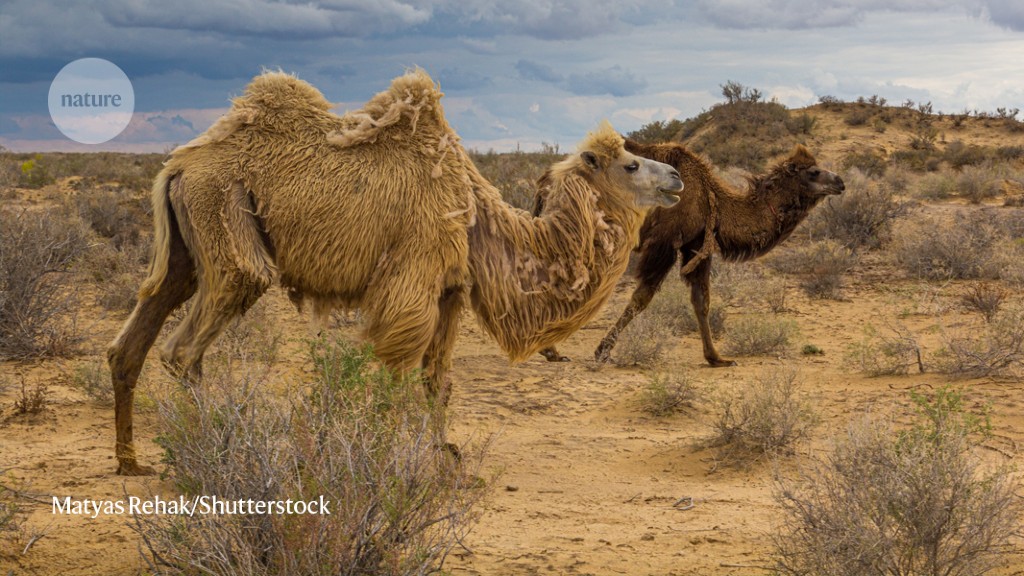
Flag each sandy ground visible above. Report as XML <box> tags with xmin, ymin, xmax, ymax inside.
<box><xmin>2</xmin><ymin>243</ymin><xmax>1023</xmax><ymax>576</ymax></box>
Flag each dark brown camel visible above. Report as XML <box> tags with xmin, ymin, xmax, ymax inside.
<box><xmin>535</xmin><ymin>139</ymin><xmax>844</xmax><ymax>366</ymax></box>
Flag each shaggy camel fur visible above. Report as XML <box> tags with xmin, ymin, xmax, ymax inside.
<box><xmin>107</xmin><ymin>70</ymin><xmax>682</xmax><ymax>475</ymax></box>
<box><xmin>536</xmin><ymin>139</ymin><xmax>844</xmax><ymax>366</ymax></box>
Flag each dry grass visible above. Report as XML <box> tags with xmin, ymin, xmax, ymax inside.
<box><xmin>13</xmin><ymin>378</ymin><xmax>48</xmax><ymax>415</ymax></box>
<box><xmin>135</xmin><ymin>340</ymin><xmax>487</xmax><ymax>576</ymax></box>
<box><xmin>71</xmin><ymin>358</ymin><xmax>115</xmax><ymax>405</ymax></box>
<box><xmin>774</xmin><ymin>388</ymin><xmax>1020</xmax><ymax>576</ymax></box>
<box><xmin>711</xmin><ymin>370</ymin><xmax>816</xmax><ymax>463</ymax></box>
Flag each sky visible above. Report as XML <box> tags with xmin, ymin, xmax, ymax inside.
<box><xmin>1</xmin><ymin>0</ymin><xmax>1023</xmax><ymax>152</ymax></box>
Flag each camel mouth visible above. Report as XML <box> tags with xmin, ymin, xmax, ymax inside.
<box><xmin>657</xmin><ymin>191</ymin><xmax>681</xmax><ymax>206</ymax></box>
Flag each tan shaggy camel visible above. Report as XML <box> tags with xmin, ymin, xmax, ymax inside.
<box><xmin>535</xmin><ymin>139</ymin><xmax>844</xmax><ymax>366</ymax></box>
<box><xmin>107</xmin><ymin>70</ymin><xmax>683</xmax><ymax>475</ymax></box>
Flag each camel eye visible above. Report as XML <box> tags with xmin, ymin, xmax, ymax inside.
<box><xmin>624</xmin><ymin>161</ymin><xmax>640</xmax><ymax>173</ymax></box>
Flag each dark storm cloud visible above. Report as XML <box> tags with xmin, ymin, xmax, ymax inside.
<box><xmin>515</xmin><ymin>60</ymin><xmax>564</xmax><ymax>84</ymax></box>
<box><xmin>565</xmin><ymin>66</ymin><xmax>648</xmax><ymax>97</ymax></box>
<box><xmin>984</xmin><ymin>0</ymin><xmax>1024</xmax><ymax>30</ymax></box>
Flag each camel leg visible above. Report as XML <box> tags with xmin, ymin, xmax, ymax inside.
<box><xmin>363</xmin><ymin>276</ymin><xmax>439</xmax><ymax>388</ymax></box>
<box><xmin>421</xmin><ymin>286</ymin><xmax>464</xmax><ymax>406</ymax></box>
<box><xmin>686</xmin><ymin>257</ymin><xmax>734</xmax><ymax>367</ymax></box>
<box><xmin>160</xmin><ymin>277</ymin><xmax>264</xmax><ymax>380</ymax></box>
<box><xmin>594</xmin><ymin>242</ymin><xmax>677</xmax><ymax>363</ymax></box>
<box><xmin>108</xmin><ymin>229</ymin><xmax>196</xmax><ymax>476</ymax></box>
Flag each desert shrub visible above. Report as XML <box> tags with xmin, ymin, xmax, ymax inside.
<box><xmin>913</xmin><ymin>171</ymin><xmax>957</xmax><ymax>199</ymax></box>
<box><xmin>943</xmin><ymin>139</ymin><xmax>990</xmax><ymax>169</ymax></box>
<box><xmin>612</xmin><ymin>313</ymin><xmax>670</xmax><ymax>368</ymax></box>
<box><xmin>846</xmin><ymin>323</ymin><xmax>924</xmax><ymax>376</ymax></box>
<box><xmin>13</xmin><ymin>379</ymin><xmax>48</xmax><ymax>415</ymax></box>
<box><xmin>628</xmin><ymin>119</ymin><xmax>686</xmax><ymax>143</ymax></box>
<box><xmin>841</xmin><ymin>148</ymin><xmax>887</xmax><ymax>177</ymax></box>
<box><xmin>136</xmin><ymin>341</ymin><xmax>485</xmax><ymax>576</ymax></box>
<box><xmin>71</xmin><ymin>359</ymin><xmax>114</xmax><ymax>405</ymax></box>
<box><xmin>959</xmin><ymin>283</ymin><xmax>1006</xmax><ymax>323</ymax></box>
<box><xmin>803</xmin><ymin>169</ymin><xmax>906</xmax><ymax>250</ymax></box>
<box><xmin>765</xmin><ymin>240</ymin><xmax>857</xmax><ymax>299</ymax></box>
<box><xmin>17</xmin><ymin>155</ymin><xmax>53</xmax><ymax>188</ymax></box>
<box><xmin>774</xmin><ymin>388</ymin><xmax>1020</xmax><ymax>576</ymax></box>
<box><xmin>638</xmin><ymin>372</ymin><xmax>696</xmax><ymax>417</ymax></box>
<box><xmin>935</xmin><ymin>306</ymin><xmax>1024</xmax><ymax>379</ymax></box>
<box><xmin>470</xmin><ymin>149</ymin><xmax>563</xmax><ymax>211</ymax></box>
<box><xmin>844</xmin><ymin>107</ymin><xmax>873</xmax><ymax>126</ymax></box>
<box><xmin>957</xmin><ymin>164</ymin><xmax>1001</xmax><ymax>204</ymax></box>
<box><xmin>724</xmin><ymin>315</ymin><xmax>796</xmax><ymax>356</ymax></box>
<box><xmin>213</xmin><ymin>298</ymin><xmax>285</xmax><ymax>368</ymax></box>
<box><xmin>73</xmin><ymin>185</ymin><xmax>141</xmax><ymax>243</ymax></box>
<box><xmin>0</xmin><ymin>208</ymin><xmax>89</xmax><ymax>359</ymax></box>
<box><xmin>713</xmin><ymin>262</ymin><xmax>788</xmax><ymax>313</ymax></box>
<box><xmin>0</xmin><ymin>472</ymin><xmax>22</xmax><ymax>543</ymax></box>
<box><xmin>711</xmin><ymin>370</ymin><xmax>815</xmax><ymax>461</ymax></box>
<box><xmin>889</xmin><ymin>212</ymin><xmax>1001</xmax><ymax>281</ymax></box>
<box><xmin>644</xmin><ymin>273</ymin><xmax>727</xmax><ymax>337</ymax></box>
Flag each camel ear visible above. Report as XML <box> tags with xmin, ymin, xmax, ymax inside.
<box><xmin>581</xmin><ymin>151</ymin><xmax>600</xmax><ymax>171</ymax></box>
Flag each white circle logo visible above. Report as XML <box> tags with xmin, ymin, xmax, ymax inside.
<box><xmin>48</xmin><ymin>58</ymin><xmax>135</xmax><ymax>144</ymax></box>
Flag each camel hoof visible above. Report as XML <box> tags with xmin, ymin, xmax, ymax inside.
<box><xmin>117</xmin><ymin>461</ymin><xmax>157</xmax><ymax>476</ymax></box>
<box><xmin>540</xmin><ymin>348</ymin><xmax>571</xmax><ymax>362</ymax></box>
<box><xmin>708</xmin><ymin>358</ymin><xmax>737</xmax><ymax>368</ymax></box>
<box><xmin>593</xmin><ymin>348</ymin><xmax>612</xmax><ymax>364</ymax></box>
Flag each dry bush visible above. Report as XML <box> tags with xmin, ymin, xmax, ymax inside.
<box><xmin>212</xmin><ymin>298</ymin><xmax>285</xmax><ymax>368</ymax></box>
<box><xmin>0</xmin><ymin>473</ymin><xmax>23</xmax><ymax>543</ymax></box>
<box><xmin>644</xmin><ymin>273</ymin><xmax>727</xmax><ymax>337</ymax></box>
<box><xmin>13</xmin><ymin>378</ymin><xmax>48</xmax><ymax>415</ymax></box>
<box><xmin>0</xmin><ymin>208</ymin><xmax>89</xmax><ymax>359</ymax></box>
<box><xmin>711</xmin><ymin>370</ymin><xmax>816</xmax><ymax>462</ymax></box>
<box><xmin>713</xmin><ymin>262</ymin><xmax>788</xmax><ymax>313</ymax></box>
<box><xmin>638</xmin><ymin>372</ymin><xmax>696</xmax><ymax>417</ymax></box>
<box><xmin>71</xmin><ymin>359</ymin><xmax>114</xmax><ymax>405</ymax></box>
<box><xmin>766</xmin><ymin>240</ymin><xmax>857</xmax><ymax>299</ymax></box>
<box><xmin>943</xmin><ymin>140</ymin><xmax>990</xmax><ymax>169</ymax></box>
<box><xmin>724</xmin><ymin>315</ymin><xmax>796</xmax><ymax>357</ymax></box>
<box><xmin>841</xmin><ymin>148</ymin><xmax>887</xmax><ymax>177</ymax></box>
<box><xmin>774</xmin><ymin>388</ymin><xmax>1020</xmax><ymax>576</ymax></box>
<box><xmin>846</xmin><ymin>322</ymin><xmax>924</xmax><ymax>376</ymax></box>
<box><xmin>470</xmin><ymin>148</ymin><xmax>563</xmax><ymax>211</ymax></box>
<box><xmin>136</xmin><ymin>340</ymin><xmax>486</xmax><ymax>576</ymax></box>
<box><xmin>959</xmin><ymin>283</ymin><xmax>1007</xmax><ymax>323</ymax></box>
<box><xmin>612</xmin><ymin>313</ymin><xmax>670</xmax><ymax>368</ymax></box>
<box><xmin>802</xmin><ymin>169</ymin><xmax>907</xmax><ymax>250</ymax></box>
<box><xmin>73</xmin><ymin>185</ymin><xmax>141</xmax><ymax>242</ymax></box>
<box><xmin>914</xmin><ymin>171</ymin><xmax>957</xmax><ymax>199</ymax></box>
<box><xmin>889</xmin><ymin>212</ymin><xmax>1002</xmax><ymax>281</ymax></box>
<box><xmin>935</xmin><ymin>306</ymin><xmax>1024</xmax><ymax>379</ymax></box>
<box><xmin>957</xmin><ymin>164</ymin><xmax>1002</xmax><ymax>204</ymax></box>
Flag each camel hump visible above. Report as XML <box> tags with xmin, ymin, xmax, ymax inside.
<box><xmin>172</xmin><ymin>72</ymin><xmax>333</xmax><ymax>154</ymax></box>
<box><xmin>238</xmin><ymin>71</ymin><xmax>334</xmax><ymax>112</ymax></box>
<box><xmin>329</xmin><ymin>68</ymin><xmax>448</xmax><ymax>149</ymax></box>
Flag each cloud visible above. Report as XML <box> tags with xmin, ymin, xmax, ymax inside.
<box><xmin>515</xmin><ymin>59</ymin><xmax>564</xmax><ymax>83</ymax></box>
<box><xmin>565</xmin><ymin>66</ymin><xmax>648</xmax><ymax>97</ymax></box>
<box><xmin>983</xmin><ymin>0</ymin><xmax>1024</xmax><ymax>30</ymax></box>
<box><xmin>692</xmin><ymin>0</ymin><xmax>977</xmax><ymax>30</ymax></box>
<box><xmin>437</xmin><ymin>67</ymin><xmax>492</xmax><ymax>91</ymax></box>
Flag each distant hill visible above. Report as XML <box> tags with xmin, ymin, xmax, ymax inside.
<box><xmin>630</xmin><ymin>84</ymin><xmax>1024</xmax><ymax>174</ymax></box>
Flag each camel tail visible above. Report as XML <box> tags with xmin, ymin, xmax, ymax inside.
<box><xmin>138</xmin><ymin>170</ymin><xmax>176</xmax><ymax>298</ymax></box>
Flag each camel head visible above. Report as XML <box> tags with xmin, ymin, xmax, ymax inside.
<box><xmin>576</xmin><ymin>121</ymin><xmax>683</xmax><ymax>207</ymax></box>
<box><xmin>785</xmin><ymin>145</ymin><xmax>845</xmax><ymax>198</ymax></box>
